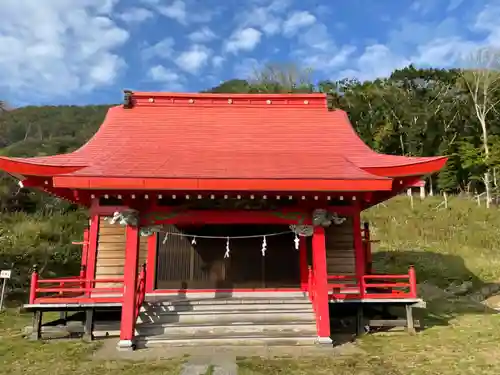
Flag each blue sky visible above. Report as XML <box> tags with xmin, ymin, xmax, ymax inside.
<box><xmin>0</xmin><ymin>0</ymin><xmax>498</xmax><ymax>106</ymax></box>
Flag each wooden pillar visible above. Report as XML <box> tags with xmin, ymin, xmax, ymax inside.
<box><xmin>312</xmin><ymin>226</ymin><xmax>332</xmax><ymax>344</ymax></box>
<box><xmin>117</xmin><ymin>224</ymin><xmax>140</xmax><ymax>351</ymax></box>
<box><xmin>299</xmin><ymin>236</ymin><xmax>308</xmax><ymax>291</ymax></box>
<box><xmin>145</xmin><ymin>233</ymin><xmax>157</xmax><ymax>293</ymax></box>
<box><xmin>86</xmin><ymin>214</ymin><xmax>99</xmax><ymax>297</ymax></box>
<box><xmin>80</xmin><ymin>227</ymin><xmax>89</xmax><ymax>272</ymax></box>
<box><xmin>352</xmin><ymin>209</ymin><xmax>365</xmax><ymax>296</ymax></box>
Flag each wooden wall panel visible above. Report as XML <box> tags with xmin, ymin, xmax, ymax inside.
<box><xmin>94</xmin><ymin>217</ymin><xmax>148</xmax><ymax>289</ymax></box>
<box><xmin>325</xmin><ymin>217</ymin><xmax>356</xmax><ymax>276</ymax></box>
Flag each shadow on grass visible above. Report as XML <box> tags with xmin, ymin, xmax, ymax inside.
<box><xmin>372</xmin><ymin>250</ymin><xmax>499</xmax><ymax>328</ymax></box>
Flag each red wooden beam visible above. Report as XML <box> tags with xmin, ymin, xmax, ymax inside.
<box><xmin>52</xmin><ymin>176</ymin><xmax>393</xmax><ymax>192</ymax></box>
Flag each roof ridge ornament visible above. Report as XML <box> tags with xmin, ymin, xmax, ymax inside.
<box><xmin>326</xmin><ymin>93</ymin><xmax>335</xmax><ymax>111</ymax></box>
<box><xmin>123</xmin><ymin>90</ymin><xmax>134</xmax><ymax>109</ymax></box>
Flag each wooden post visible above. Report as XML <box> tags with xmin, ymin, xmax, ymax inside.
<box><xmin>117</xmin><ymin>224</ymin><xmax>140</xmax><ymax>351</ymax></box>
<box><xmin>86</xmin><ymin>214</ymin><xmax>100</xmax><ymax>297</ymax></box>
<box><xmin>312</xmin><ymin>226</ymin><xmax>332</xmax><ymax>345</ymax></box>
<box><xmin>145</xmin><ymin>233</ymin><xmax>157</xmax><ymax>293</ymax></box>
<box><xmin>352</xmin><ymin>209</ymin><xmax>365</xmax><ymax>297</ymax></box>
<box><xmin>299</xmin><ymin>236</ymin><xmax>308</xmax><ymax>291</ymax></box>
<box><xmin>363</xmin><ymin>222</ymin><xmax>372</xmax><ymax>274</ymax></box>
<box><xmin>80</xmin><ymin>227</ymin><xmax>89</xmax><ymax>271</ymax></box>
<box><xmin>83</xmin><ymin>308</ymin><xmax>94</xmax><ymax>341</ymax></box>
<box><xmin>30</xmin><ymin>311</ymin><xmax>43</xmax><ymax>340</ymax></box>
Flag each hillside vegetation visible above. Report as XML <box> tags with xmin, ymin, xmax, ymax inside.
<box><xmin>0</xmin><ymin>63</ymin><xmax>499</xmax><ymax>293</ymax></box>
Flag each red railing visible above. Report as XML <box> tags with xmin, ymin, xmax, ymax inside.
<box><xmin>28</xmin><ymin>265</ymin><xmax>125</xmax><ymax>304</ymax></box>
<box><xmin>327</xmin><ymin>266</ymin><xmax>417</xmax><ymax>300</ymax></box>
<box><xmin>134</xmin><ymin>264</ymin><xmax>147</xmax><ymax>320</ymax></box>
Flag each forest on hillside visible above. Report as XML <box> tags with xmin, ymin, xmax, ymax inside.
<box><xmin>1</xmin><ymin>55</ymin><xmax>500</xmax><ymax>292</ymax></box>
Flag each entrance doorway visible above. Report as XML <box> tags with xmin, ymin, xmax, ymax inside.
<box><xmin>155</xmin><ymin>224</ymin><xmax>300</xmax><ymax>290</ymax></box>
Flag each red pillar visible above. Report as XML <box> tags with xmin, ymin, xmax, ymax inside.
<box><xmin>86</xmin><ymin>214</ymin><xmax>99</xmax><ymax>296</ymax></box>
<box><xmin>145</xmin><ymin>233</ymin><xmax>157</xmax><ymax>293</ymax></box>
<box><xmin>117</xmin><ymin>224</ymin><xmax>140</xmax><ymax>350</ymax></box>
<box><xmin>299</xmin><ymin>236</ymin><xmax>308</xmax><ymax>291</ymax></box>
<box><xmin>312</xmin><ymin>226</ymin><xmax>332</xmax><ymax>344</ymax></box>
<box><xmin>352</xmin><ymin>208</ymin><xmax>366</xmax><ymax>296</ymax></box>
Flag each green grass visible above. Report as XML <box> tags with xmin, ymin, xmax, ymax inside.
<box><xmin>2</xmin><ymin>195</ymin><xmax>500</xmax><ymax>374</ymax></box>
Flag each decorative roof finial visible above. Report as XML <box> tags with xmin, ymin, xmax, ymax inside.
<box><xmin>326</xmin><ymin>92</ymin><xmax>335</xmax><ymax>111</ymax></box>
<box><xmin>123</xmin><ymin>90</ymin><xmax>134</xmax><ymax>109</ymax></box>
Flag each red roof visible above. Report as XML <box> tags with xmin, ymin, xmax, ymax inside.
<box><xmin>0</xmin><ymin>92</ymin><xmax>446</xmax><ymax>192</ymax></box>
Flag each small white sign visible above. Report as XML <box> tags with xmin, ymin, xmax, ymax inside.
<box><xmin>0</xmin><ymin>270</ymin><xmax>11</xmax><ymax>279</ymax></box>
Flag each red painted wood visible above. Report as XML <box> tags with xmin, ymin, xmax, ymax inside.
<box><xmin>364</xmin><ymin>157</ymin><xmax>447</xmax><ymax>177</ymax></box>
<box><xmin>90</xmin><ymin>203</ymin><xmax>130</xmax><ymax>216</ymax></box>
<box><xmin>29</xmin><ymin>270</ymin><xmax>38</xmax><ymax>304</ymax></box>
<box><xmin>53</xmin><ymin>175</ymin><xmax>393</xmax><ymax>192</ymax></box>
<box><xmin>33</xmin><ymin>297</ymin><xmax>122</xmax><ymax>304</ymax></box>
<box><xmin>119</xmin><ymin>225</ymin><xmax>140</xmax><ymax>342</ymax></box>
<box><xmin>409</xmin><ymin>266</ymin><xmax>417</xmax><ymax>298</ymax></box>
<box><xmin>86</xmin><ymin>213</ymin><xmax>99</xmax><ymax>297</ymax></box>
<box><xmin>145</xmin><ymin>234</ymin><xmax>157</xmax><ymax>293</ymax></box>
<box><xmin>141</xmin><ymin>209</ymin><xmax>312</xmax><ymax>226</ymax></box>
<box><xmin>312</xmin><ymin>226</ymin><xmax>330</xmax><ymax>339</ymax></box>
<box><xmin>299</xmin><ymin>237</ymin><xmax>308</xmax><ymax>291</ymax></box>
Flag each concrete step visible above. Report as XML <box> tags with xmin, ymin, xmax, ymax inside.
<box><xmin>137</xmin><ymin>308</ymin><xmax>315</xmax><ymax>324</ymax></box>
<box><xmin>137</xmin><ymin>331</ymin><xmax>318</xmax><ymax>347</ymax></box>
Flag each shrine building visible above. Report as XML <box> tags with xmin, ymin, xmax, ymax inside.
<box><xmin>0</xmin><ymin>92</ymin><xmax>447</xmax><ymax>350</ymax></box>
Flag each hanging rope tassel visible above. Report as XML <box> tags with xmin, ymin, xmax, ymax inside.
<box><xmin>191</xmin><ymin>236</ymin><xmax>197</xmax><ymax>245</ymax></box>
<box><xmin>261</xmin><ymin>235</ymin><xmax>267</xmax><ymax>256</ymax></box>
<box><xmin>224</xmin><ymin>237</ymin><xmax>231</xmax><ymax>258</ymax></box>
<box><xmin>162</xmin><ymin>233</ymin><xmax>169</xmax><ymax>244</ymax></box>
<box><xmin>294</xmin><ymin>233</ymin><xmax>300</xmax><ymax>250</ymax></box>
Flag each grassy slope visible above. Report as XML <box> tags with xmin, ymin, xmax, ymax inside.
<box><xmin>1</xmin><ymin>196</ymin><xmax>500</xmax><ymax>374</ymax></box>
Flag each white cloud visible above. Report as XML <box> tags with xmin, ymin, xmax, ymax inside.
<box><xmin>175</xmin><ymin>45</ymin><xmax>211</xmax><ymax>73</ymax></box>
<box><xmin>0</xmin><ymin>0</ymin><xmax>128</xmax><ymax>101</ymax></box>
<box><xmin>144</xmin><ymin>0</ymin><xmax>216</xmax><ymax>25</ymax></box>
<box><xmin>188</xmin><ymin>27</ymin><xmax>217</xmax><ymax>43</ymax></box>
<box><xmin>225</xmin><ymin>28</ymin><xmax>262</xmax><ymax>53</ymax></box>
<box><xmin>212</xmin><ymin>56</ymin><xmax>225</xmax><ymax>68</ymax></box>
<box><xmin>118</xmin><ymin>7</ymin><xmax>154</xmax><ymax>23</ymax></box>
<box><xmin>236</xmin><ymin>0</ymin><xmax>291</xmax><ymax>36</ymax></box>
<box><xmin>157</xmin><ymin>0</ymin><xmax>187</xmax><ymax>24</ymax></box>
<box><xmin>283</xmin><ymin>11</ymin><xmax>316</xmax><ymax>36</ymax></box>
<box><xmin>142</xmin><ymin>38</ymin><xmax>175</xmax><ymax>60</ymax></box>
<box><xmin>147</xmin><ymin>65</ymin><xmax>185</xmax><ymax>90</ymax></box>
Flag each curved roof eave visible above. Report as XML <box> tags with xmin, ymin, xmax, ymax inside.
<box><xmin>362</xmin><ymin>156</ymin><xmax>448</xmax><ymax>177</ymax></box>
<box><xmin>0</xmin><ymin>156</ymin><xmax>86</xmax><ymax>177</ymax></box>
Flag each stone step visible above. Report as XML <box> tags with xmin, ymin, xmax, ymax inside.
<box><xmin>138</xmin><ymin>320</ymin><xmax>317</xmax><ymax>336</ymax></box>
<box><xmin>144</xmin><ymin>296</ymin><xmax>312</xmax><ymax>307</ymax></box>
<box><xmin>146</xmin><ymin>291</ymin><xmax>308</xmax><ymax>301</ymax></box>
<box><xmin>137</xmin><ymin>331</ymin><xmax>319</xmax><ymax>347</ymax></box>
<box><xmin>141</xmin><ymin>302</ymin><xmax>313</xmax><ymax>313</ymax></box>
<box><xmin>137</xmin><ymin>308</ymin><xmax>315</xmax><ymax>324</ymax></box>
<box><xmin>93</xmin><ymin>320</ymin><xmax>317</xmax><ymax>338</ymax></box>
